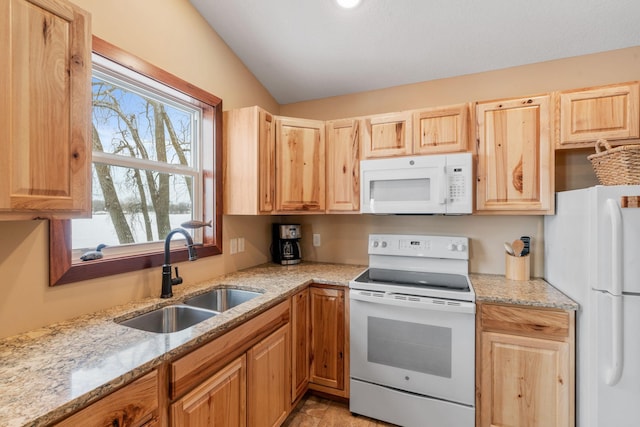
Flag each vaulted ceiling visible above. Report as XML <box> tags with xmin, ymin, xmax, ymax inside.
<box><xmin>190</xmin><ymin>0</ymin><xmax>640</xmax><ymax>104</ymax></box>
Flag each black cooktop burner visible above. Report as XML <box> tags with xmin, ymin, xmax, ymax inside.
<box><xmin>354</xmin><ymin>268</ymin><xmax>470</xmax><ymax>292</ymax></box>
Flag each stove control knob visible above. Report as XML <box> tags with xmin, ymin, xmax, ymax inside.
<box><xmin>372</xmin><ymin>240</ymin><xmax>379</xmax><ymax>248</ymax></box>
<box><xmin>381</xmin><ymin>241</ymin><xmax>387</xmax><ymax>248</ymax></box>
<box><xmin>456</xmin><ymin>243</ymin><xmax>466</xmax><ymax>252</ymax></box>
<box><xmin>447</xmin><ymin>243</ymin><xmax>455</xmax><ymax>251</ymax></box>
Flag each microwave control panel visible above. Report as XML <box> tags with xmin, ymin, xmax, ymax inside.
<box><xmin>445</xmin><ymin>154</ymin><xmax>473</xmax><ymax>213</ymax></box>
<box><xmin>448</xmin><ymin>168</ymin><xmax>467</xmax><ymax>202</ymax></box>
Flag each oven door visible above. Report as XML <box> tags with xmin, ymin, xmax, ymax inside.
<box><xmin>350</xmin><ymin>290</ymin><xmax>475</xmax><ymax>406</ymax></box>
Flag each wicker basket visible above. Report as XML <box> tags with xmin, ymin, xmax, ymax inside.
<box><xmin>588</xmin><ymin>139</ymin><xmax>640</xmax><ymax>185</ymax></box>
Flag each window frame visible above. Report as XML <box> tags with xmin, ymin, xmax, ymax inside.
<box><xmin>49</xmin><ymin>36</ymin><xmax>223</xmax><ymax>286</ymax></box>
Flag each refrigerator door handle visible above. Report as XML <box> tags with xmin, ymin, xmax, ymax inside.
<box><xmin>604</xmin><ymin>198</ymin><xmax>624</xmax><ymax>386</ymax></box>
<box><xmin>604</xmin><ymin>294</ymin><xmax>624</xmax><ymax>386</ymax></box>
<box><xmin>605</xmin><ymin>198</ymin><xmax>623</xmax><ymax>296</ymax></box>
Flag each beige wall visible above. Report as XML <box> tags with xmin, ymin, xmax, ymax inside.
<box><xmin>0</xmin><ymin>0</ymin><xmax>279</xmax><ymax>339</ymax></box>
<box><xmin>1</xmin><ymin>0</ymin><xmax>639</xmax><ymax>338</ymax></box>
<box><xmin>291</xmin><ymin>214</ymin><xmax>543</xmax><ymax>276</ymax></box>
<box><xmin>280</xmin><ymin>46</ymin><xmax>640</xmax><ymax>120</ymax></box>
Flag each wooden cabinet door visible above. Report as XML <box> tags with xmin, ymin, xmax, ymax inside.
<box><xmin>56</xmin><ymin>370</ymin><xmax>159</xmax><ymax>427</ymax></box>
<box><xmin>326</xmin><ymin>118</ymin><xmax>360</xmax><ymax>212</ymax></box>
<box><xmin>477</xmin><ymin>303</ymin><xmax>575</xmax><ymax>427</ymax></box>
<box><xmin>479</xmin><ymin>331</ymin><xmax>570</xmax><ymax>427</ymax></box>
<box><xmin>247</xmin><ymin>324</ymin><xmax>291</xmax><ymax>427</ymax></box>
<box><xmin>412</xmin><ymin>103</ymin><xmax>470</xmax><ymax>154</ymax></box>
<box><xmin>309</xmin><ymin>286</ymin><xmax>345</xmax><ymax>392</ymax></box>
<box><xmin>224</xmin><ymin>106</ymin><xmax>275</xmax><ymax>214</ymax></box>
<box><xmin>476</xmin><ymin>95</ymin><xmax>554</xmax><ymax>214</ymax></box>
<box><xmin>291</xmin><ymin>288</ymin><xmax>310</xmax><ymax>404</ymax></box>
<box><xmin>275</xmin><ymin>117</ymin><xmax>325</xmax><ymax>213</ymax></box>
<box><xmin>171</xmin><ymin>355</ymin><xmax>246</xmax><ymax>427</ymax></box>
<box><xmin>558</xmin><ymin>82</ymin><xmax>640</xmax><ymax>148</ymax></box>
<box><xmin>0</xmin><ymin>0</ymin><xmax>91</xmax><ymax>219</ymax></box>
<box><xmin>361</xmin><ymin>111</ymin><xmax>412</xmax><ymax>159</ymax></box>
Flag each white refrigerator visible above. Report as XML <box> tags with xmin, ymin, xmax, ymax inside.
<box><xmin>545</xmin><ymin>185</ymin><xmax>640</xmax><ymax>427</ymax></box>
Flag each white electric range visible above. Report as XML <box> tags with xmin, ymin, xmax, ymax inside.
<box><xmin>349</xmin><ymin>234</ymin><xmax>475</xmax><ymax>427</ymax></box>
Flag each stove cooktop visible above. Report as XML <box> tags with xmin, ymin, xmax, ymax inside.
<box><xmin>350</xmin><ymin>268</ymin><xmax>474</xmax><ymax>302</ymax></box>
<box><xmin>350</xmin><ymin>234</ymin><xmax>475</xmax><ymax>302</ymax></box>
<box><xmin>362</xmin><ymin>268</ymin><xmax>470</xmax><ymax>291</ymax></box>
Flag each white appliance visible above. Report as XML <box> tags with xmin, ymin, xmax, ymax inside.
<box><xmin>349</xmin><ymin>234</ymin><xmax>475</xmax><ymax>427</ymax></box>
<box><xmin>545</xmin><ymin>185</ymin><xmax>640</xmax><ymax>427</ymax></box>
<box><xmin>360</xmin><ymin>152</ymin><xmax>473</xmax><ymax>214</ymax></box>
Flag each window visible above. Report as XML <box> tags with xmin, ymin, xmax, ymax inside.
<box><xmin>49</xmin><ymin>37</ymin><xmax>222</xmax><ymax>286</ymax></box>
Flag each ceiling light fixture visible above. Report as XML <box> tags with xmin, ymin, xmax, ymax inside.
<box><xmin>335</xmin><ymin>0</ymin><xmax>361</xmax><ymax>9</ymax></box>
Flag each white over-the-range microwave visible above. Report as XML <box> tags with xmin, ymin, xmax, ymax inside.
<box><xmin>360</xmin><ymin>152</ymin><xmax>473</xmax><ymax>215</ymax></box>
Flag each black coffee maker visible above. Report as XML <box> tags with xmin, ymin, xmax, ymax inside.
<box><xmin>271</xmin><ymin>224</ymin><xmax>302</xmax><ymax>265</ymax></box>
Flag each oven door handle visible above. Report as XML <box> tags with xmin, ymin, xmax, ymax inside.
<box><xmin>350</xmin><ymin>290</ymin><xmax>476</xmax><ymax>314</ymax></box>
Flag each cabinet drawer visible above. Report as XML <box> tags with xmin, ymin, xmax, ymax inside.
<box><xmin>480</xmin><ymin>304</ymin><xmax>570</xmax><ymax>340</ymax></box>
<box><xmin>55</xmin><ymin>370</ymin><xmax>158</xmax><ymax>427</ymax></box>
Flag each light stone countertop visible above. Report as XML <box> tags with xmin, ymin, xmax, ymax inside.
<box><xmin>471</xmin><ymin>273</ymin><xmax>578</xmax><ymax>310</ymax></box>
<box><xmin>0</xmin><ymin>262</ymin><xmax>575</xmax><ymax>427</ymax></box>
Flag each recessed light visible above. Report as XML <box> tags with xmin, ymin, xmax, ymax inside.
<box><xmin>335</xmin><ymin>0</ymin><xmax>361</xmax><ymax>9</ymax></box>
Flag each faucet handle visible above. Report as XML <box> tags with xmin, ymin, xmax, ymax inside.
<box><xmin>172</xmin><ymin>266</ymin><xmax>183</xmax><ymax>286</ymax></box>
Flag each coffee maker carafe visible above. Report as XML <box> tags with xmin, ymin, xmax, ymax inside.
<box><xmin>271</xmin><ymin>224</ymin><xmax>302</xmax><ymax>265</ymax></box>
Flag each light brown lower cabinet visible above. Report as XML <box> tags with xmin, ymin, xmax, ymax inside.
<box><xmin>477</xmin><ymin>303</ymin><xmax>575</xmax><ymax>427</ymax></box>
<box><xmin>169</xmin><ymin>300</ymin><xmax>290</xmax><ymax>427</ymax></box>
<box><xmin>55</xmin><ymin>370</ymin><xmax>159</xmax><ymax>427</ymax></box>
<box><xmin>171</xmin><ymin>355</ymin><xmax>246</xmax><ymax>427</ymax></box>
<box><xmin>290</xmin><ymin>288</ymin><xmax>310</xmax><ymax>404</ymax></box>
<box><xmin>247</xmin><ymin>324</ymin><xmax>291</xmax><ymax>427</ymax></box>
<box><xmin>308</xmin><ymin>285</ymin><xmax>349</xmax><ymax>398</ymax></box>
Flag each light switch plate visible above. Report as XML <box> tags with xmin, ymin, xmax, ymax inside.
<box><xmin>313</xmin><ymin>234</ymin><xmax>321</xmax><ymax>247</ymax></box>
<box><xmin>230</xmin><ymin>238</ymin><xmax>238</xmax><ymax>254</ymax></box>
<box><xmin>238</xmin><ymin>237</ymin><xmax>245</xmax><ymax>252</ymax></box>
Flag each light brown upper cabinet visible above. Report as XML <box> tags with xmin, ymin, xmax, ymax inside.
<box><xmin>325</xmin><ymin>119</ymin><xmax>360</xmax><ymax>212</ymax></box>
<box><xmin>361</xmin><ymin>111</ymin><xmax>412</xmax><ymax>159</ymax></box>
<box><xmin>476</xmin><ymin>95</ymin><xmax>554</xmax><ymax>214</ymax></box>
<box><xmin>412</xmin><ymin>103</ymin><xmax>470</xmax><ymax>154</ymax></box>
<box><xmin>557</xmin><ymin>82</ymin><xmax>640</xmax><ymax>148</ymax></box>
<box><xmin>0</xmin><ymin>0</ymin><xmax>91</xmax><ymax>219</ymax></box>
<box><xmin>224</xmin><ymin>106</ymin><xmax>275</xmax><ymax>214</ymax></box>
<box><xmin>275</xmin><ymin>117</ymin><xmax>325</xmax><ymax>213</ymax></box>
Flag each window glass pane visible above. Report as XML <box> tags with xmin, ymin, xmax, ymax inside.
<box><xmin>92</xmin><ymin>72</ymin><xmax>197</xmax><ymax>167</ymax></box>
<box><xmin>73</xmin><ymin>165</ymin><xmax>196</xmax><ymax>250</ymax></box>
<box><xmin>71</xmin><ymin>59</ymin><xmax>205</xmax><ymax>258</ymax></box>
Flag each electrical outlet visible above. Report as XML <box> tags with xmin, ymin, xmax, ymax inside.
<box><xmin>230</xmin><ymin>238</ymin><xmax>238</xmax><ymax>254</ymax></box>
<box><xmin>238</xmin><ymin>237</ymin><xmax>245</xmax><ymax>252</ymax></box>
<box><xmin>313</xmin><ymin>234</ymin><xmax>321</xmax><ymax>247</ymax></box>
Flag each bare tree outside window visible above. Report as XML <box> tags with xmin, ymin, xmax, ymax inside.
<box><xmin>73</xmin><ymin>64</ymin><xmax>201</xmax><ymax>252</ymax></box>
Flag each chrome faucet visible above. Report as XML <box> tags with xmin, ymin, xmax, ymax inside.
<box><xmin>161</xmin><ymin>228</ymin><xmax>198</xmax><ymax>298</ymax></box>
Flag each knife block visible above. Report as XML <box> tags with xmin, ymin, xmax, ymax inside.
<box><xmin>505</xmin><ymin>253</ymin><xmax>530</xmax><ymax>281</ymax></box>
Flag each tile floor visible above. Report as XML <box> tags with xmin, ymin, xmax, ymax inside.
<box><xmin>282</xmin><ymin>394</ymin><xmax>396</xmax><ymax>427</ymax></box>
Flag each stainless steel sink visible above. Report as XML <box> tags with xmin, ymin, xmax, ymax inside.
<box><xmin>118</xmin><ymin>304</ymin><xmax>217</xmax><ymax>333</ymax></box>
<box><xmin>184</xmin><ymin>288</ymin><xmax>263</xmax><ymax>312</ymax></box>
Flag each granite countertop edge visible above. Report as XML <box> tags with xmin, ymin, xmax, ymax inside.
<box><xmin>0</xmin><ymin>262</ymin><xmax>576</xmax><ymax>427</ymax></box>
